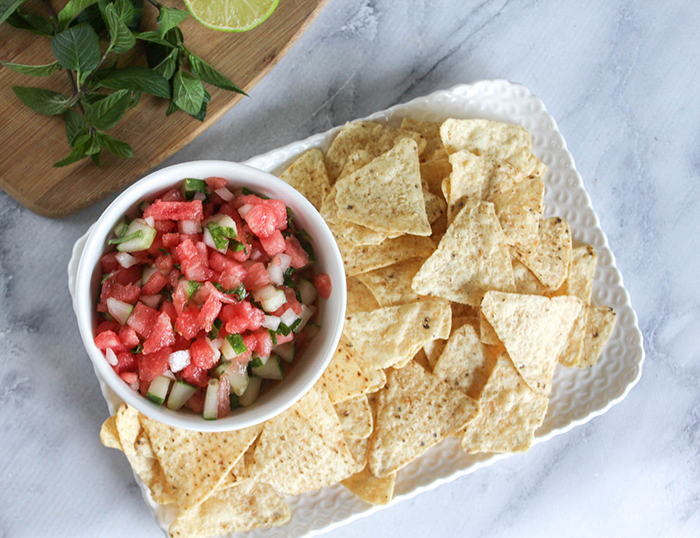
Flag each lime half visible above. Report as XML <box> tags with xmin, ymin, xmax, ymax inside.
<box><xmin>184</xmin><ymin>0</ymin><xmax>279</xmax><ymax>32</ymax></box>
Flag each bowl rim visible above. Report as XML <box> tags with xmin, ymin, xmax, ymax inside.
<box><xmin>75</xmin><ymin>160</ymin><xmax>346</xmax><ymax>432</ymax></box>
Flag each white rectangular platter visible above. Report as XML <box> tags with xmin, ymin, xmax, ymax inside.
<box><xmin>68</xmin><ymin>79</ymin><xmax>645</xmax><ymax>538</ymax></box>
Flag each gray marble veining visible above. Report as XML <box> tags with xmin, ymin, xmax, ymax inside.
<box><xmin>1</xmin><ymin>0</ymin><xmax>699</xmax><ymax>536</ymax></box>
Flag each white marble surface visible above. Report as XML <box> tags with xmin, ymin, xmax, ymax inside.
<box><xmin>0</xmin><ymin>0</ymin><xmax>698</xmax><ymax>537</ymax></box>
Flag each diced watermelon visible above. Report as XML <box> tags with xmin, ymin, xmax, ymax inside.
<box><xmin>252</xmin><ymin>329</ymin><xmax>273</xmax><ymax>357</ymax></box>
<box><xmin>95</xmin><ymin>330</ymin><xmax>126</xmax><ymax>352</ymax></box>
<box><xmin>155</xmin><ymin>254</ymin><xmax>174</xmax><ymax>273</ymax></box>
<box><xmin>282</xmin><ymin>286</ymin><xmax>303</xmax><ymax>315</ymax></box>
<box><xmin>198</xmin><ymin>294</ymin><xmax>221</xmax><ymax>332</ymax></box>
<box><xmin>244</xmin><ymin>262</ymin><xmax>270</xmax><ymax>291</ymax></box>
<box><xmin>206</xmin><ymin>177</ymin><xmax>228</xmax><ymax>190</ymax></box>
<box><xmin>172</xmin><ymin>333</ymin><xmax>190</xmax><ymax>352</ymax></box>
<box><xmin>241</xmin><ymin>204</ymin><xmax>278</xmax><ymax>238</ymax></box>
<box><xmin>113</xmin><ymin>265</ymin><xmax>143</xmax><ymax>286</ymax></box>
<box><xmin>142</xmin><ymin>312</ymin><xmax>176</xmax><ymax>354</ymax></box>
<box><xmin>259</xmin><ymin>229</ymin><xmax>286</xmax><ymax>256</ymax></box>
<box><xmin>218</xmin><ymin>270</ymin><xmax>242</xmax><ymax>291</ymax></box>
<box><xmin>218</xmin><ymin>373</ymin><xmax>230</xmax><ymax>418</ymax></box>
<box><xmin>154</xmin><ymin>219</ymin><xmax>177</xmax><ymax>233</ymax></box>
<box><xmin>203</xmin><ymin>203</ymin><xmax>215</xmax><ymax>218</ymax></box>
<box><xmin>179</xmin><ymin>233</ymin><xmax>203</xmax><ymax>246</ymax></box>
<box><xmin>160</xmin><ymin>300</ymin><xmax>177</xmax><ymax>323</ymax></box>
<box><xmin>182</xmin><ymin>363</ymin><xmax>210</xmax><ymax>387</ymax></box>
<box><xmin>144</xmin><ymin>200</ymin><xmax>203</xmax><ymax>221</ymax></box>
<box><xmin>209</xmin><ymin>251</ymin><xmax>245</xmax><ymax>276</ymax></box>
<box><xmin>176</xmin><ymin>239</ymin><xmax>213</xmax><ymax>282</ymax></box>
<box><xmin>161</xmin><ymin>188</ymin><xmax>185</xmax><ymax>202</ymax></box>
<box><xmin>265</xmin><ymin>199</ymin><xmax>288</xmax><ymax>230</ymax></box>
<box><xmin>147</xmin><ymin>232</ymin><xmax>165</xmax><ymax>257</ymax></box>
<box><xmin>101</xmin><ymin>281</ymin><xmax>141</xmax><ymax>304</ymax></box>
<box><xmin>127</xmin><ymin>302</ymin><xmax>159</xmax><ymax>338</ymax></box>
<box><xmin>142</xmin><ymin>271</ymin><xmax>168</xmax><ymax>295</ymax></box>
<box><xmin>176</xmin><ymin>307</ymin><xmax>200</xmax><ymax>340</ymax></box>
<box><xmin>275</xmin><ymin>331</ymin><xmax>294</xmax><ymax>345</ymax></box>
<box><xmin>190</xmin><ymin>337</ymin><xmax>217</xmax><ymax>369</ymax></box>
<box><xmin>95</xmin><ymin>320</ymin><xmax>120</xmax><ymax>335</ymax></box>
<box><xmin>173</xmin><ymin>280</ymin><xmax>188</xmax><ymax>313</ymax></box>
<box><xmin>285</xmin><ymin>236</ymin><xmax>309</xmax><ymax>269</ymax></box>
<box><xmin>118</xmin><ymin>325</ymin><xmax>140</xmax><ymax>349</ymax></box>
<box><xmin>243</xmin><ymin>333</ymin><xmax>258</xmax><ymax>354</ymax></box>
<box><xmin>168</xmin><ymin>269</ymin><xmax>181</xmax><ymax>289</ymax></box>
<box><xmin>100</xmin><ymin>252</ymin><xmax>120</xmax><ymax>273</ymax></box>
<box><xmin>120</xmin><ymin>371</ymin><xmax>138</xmax><ymax>385</ymax></box>
<box><xmin>186</xmin><ymin>388</ymin><xmax>206</xmax><ymax>410</ymax></box>
<box><xmin>162</xmin><ymin>233</ymin><xmax>181</xmax><ymax>249</ymax></box>
<box><xmin>315</xmin><ymin>273</ymin><xmax>332</xmax><ymax>299</ymax></box>
<box><xmin>220</xmin><ymin>302</ymin><xmax>264</xmax><ymax>334</ymax></box>
<box><xmin>114</xmin><ymin>352</ymin><xmax>137</xmax><ymax>374</ymax></box>
<box><xmin>137</xmin><ymin>347</ymin><xmax>171</xmax><ymax>382</ymax></box>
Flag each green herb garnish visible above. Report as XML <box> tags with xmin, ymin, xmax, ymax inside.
<box><xmin>108</xmin><ymin>230</ymin><xmax>142</xmax><ymax>245</ymax></box>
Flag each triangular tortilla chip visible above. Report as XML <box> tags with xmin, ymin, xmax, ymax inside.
<box><xmin>479</xmin><ymin>308</ymin><xmax>501</xmax><ymax>345</ymax></box>
<box><xmin>322</xmin><ymin>187</ymin><xmax>395</xmax><ymax>246</ymax></box>
<box><xmin>345</xmin><ymin>437</ymin><xmax>370</xmax><ymax>474</ymax></box>
<box><xmin>100</xmin><ymin>414</ymin><xmax>121</xmax><ymax>450</ymax></box>
<box><xmin>344</xmin><ymin>300</ymin><xmax>451</xmax><ymax>370</ymax></box>
<box><xmin>325</xmin><ymin>121</ymin><xmax>427</xmax><ymax>181</ymax></box>
<box><xmin>578</xmin><ymin>306</ymin><xmax>616</xmax><ymax>368</ymax></box>
<box><xmin>337</xmin><ymin>234</ymin><xmax>435</xmax><ymax>277</ymax></box>
<box><xmin>491</xmin><ymin>176</ymin><xmax>544</xmax><ymax>248</ymax></box>
<box><xmin>168</xmin><ymin>480</ymin><xmax>290</xmax><ymax>538</ymax></box>
<box><xmin>279</xmin><ymin>148</ymin><xmax>330</xmax><ymax>211</ymax></box>
<box><xmin>140</xmin><ymin>416</ymin><xmax>261</xmax><ymax>509</ymax></box>
<box><xmin>401</xmin><ymin>117</ymin><xmax>446</xmax><ymax>162</ymax></box>
<box><xmin>480</xmin><ymin>291</ymin><xmax>584</xmax><ymax>395</ymax></box>
<box><xmin>346</xmin><ymin>277</ymin><xmax>380</xmax><ymax>314</ymax></box>
<box><xmin>433</xmin><ymin>321</ymin><xmax>496</xmax><ymax>400</ymax></box>
<box><xmin>335</xmin><ymin>138</ymin><xmax>432</xmax><ymax>236</ymax></box>
<box><xmin>556</xmin><ymin>245</ymin><xmax>597</xmax><ymax>302</ymax></box>
<box><xmin>420</xmin><ymin>158</ymin><xmax>452</xmax><ymax>196</ymax></box>
<box><xmin>512</xmin><ymin>217</ymin><xmax>572</xmax><ymax>290</ymax></box>
<box><xmin>412</xmin><ymin>201</ymin><xmax>515</xmax><ymax>306</ymax></box>
<box><xmin>334</xmin><ymin>394</ymin><xmax>373</xmax><ymax>439</ymax></box>
<box><xmin>424</xmin><ymin>189</ymin><xmax>447</xmax><ymax>224</ymax></box>
<box><xmin>461</xmin><ymin>351</ymin><xmax>549</xmax><ymax>453</ymax></box>
<box><xmin>316</xmin><ymin>335</ymin><xmax>372</xmax><ymax>403</ymax></box>
<box><xmin>349</xmin><ymin>352</ymin><xmax>388</xmax><ymax>393</ymax></box>
<box><xmin>342</xmin><ymin>468</ymin><xmax>396</xmax><ymax>506</ymax></box>
<box><xmin>246</xmin><ymin>388</ymin><xmax>355</xmax><ymax>496</ymax></box>
<box><xmin>512</xmin><ymin>258</ymin><xmax>548</xmax><ymax>295</ymax></box>
<box><xmin>368</xmin><ymin>361</ymin><xmax>478</xmax><ymax>477</ymax></box>
<box><xmin>357</xmin><ymin>259</ymin><xmax>426</xmax><ymax>307</ymax></box>
<box><xmin>558</xmin><ymin>307</ymin><xmax>588</xmax><ymax>367</ymax></box>
<box><xmin>338</xmin><ymin>149</ymin><xmax>373</xmax><ymax>180</ymax></box>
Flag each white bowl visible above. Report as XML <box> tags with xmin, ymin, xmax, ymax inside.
<box><xmin>74</xmin><ymin>160</ymin><xmax>346</xmax><ymax>432</ymax></box>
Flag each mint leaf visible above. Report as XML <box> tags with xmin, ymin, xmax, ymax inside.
<box><xmin>188</xmin><ymin>53</ymin><xmax>246</xmax><ymax>95</ymax></box>
<box><xmin>96</xmin><ymin>131</ymin><xmax>134</xmax><ymax>158</ymax></box>
<box><xmin>57</xmin><ymin>0</ymin><xmax>99</xmax><ymax>30</ymax></box>
<box><xmin>1</xmin><ymin>61</ymin><xmax>60</xmax><ymax>77</ymax></box>
<box><xmin>6</xmin><ymin>9</ymin><xmax>54</xmax><ymax>36</ymax></box>
<box><xmin>52</xmin><ymin>23</ymin><xmax>100</xmax><ymax>73</ymax></box>
<box><xmin>153</xmin><ymin>50</ymin><xmax>177</xmax><ymax>81</ymax></box>
<box><xmin>12</xmin><ymin>86</ymin><xmax>70</xmax><ymax>115</ymax></box>
<box><xmin>98</xmin><ymin>66</ymin><xmax>170</xmax><ymax>98</ymax></box>
<box><xmin>0</xmin><ymin>0</ymin><xmax>25</xmax><ymax>26</ymax></box>
<box><xmin>207</xmin><ymin>223</ymin><xmax>229</xmax><ymax>250</ymax></box>
<box><xmin>165</xmin><ymin>100</ymin><xmax>178</xmax><ymax>116</ymax></box>
<box><xmin>102</xmin><ymin>3</ymin><xmax>135</xmax><ymax>54</ymax></box>
<box><xmin>53</xmin><ymin>134</ymin><xmax>90</xmax><ymax>167</ymax></box>
<box><xmin>157</xmin><ymin>5</ymin><xmax>188</xmax><ymax>39</ymax></box>
<box><xmin>91</xmin><ymin>151</ymin><xmax>102</xmax><ymax>167</ymax></box>
<box><xmin>84</xmin><ymin>89</ymin><xmax>131</xmax><ymax>130</ymax></box>
<box><xmin>64</xmin><ymin>109</ymin><xmax>87</xmax><ymax>144</ymax></box>
<box><xmin>190</xmin><ymin>100</ymin><xmax>206</xmax><ymax>122</ymax></box>
<box><xmin>173</xmin><ymin>69</ymin><xmax>204</xmax><ymax>116</ymax></box>
<box><xmin>113</xmin><ymin>0</ymin><xmax>134</xmax><ymax>26</ymax></box>
<box><xmin>134</xmin><ymin>31</ymin><xmax>175</xmax><ymax>47</ymax></box>
<box><xmin>84</xmin><ymin>133</ymin><xmax>101</xmax><ymax>155</ymax></box>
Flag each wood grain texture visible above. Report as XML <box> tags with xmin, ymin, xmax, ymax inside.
<box><xmin>0</xmin><ymin>0</ymin><xmax>328</xmax><ymax>217</ymax></box>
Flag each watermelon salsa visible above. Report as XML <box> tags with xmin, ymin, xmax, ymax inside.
<box><xmin>94</xmin><ymin>177</ymin><xmax>332</xmax><ymax>420</ymax></box>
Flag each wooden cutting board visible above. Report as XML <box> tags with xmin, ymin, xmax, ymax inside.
<box><xmin>0</xmin><ymin>0</ymin><xmax>329</xmax><ymax>218</ymax></box>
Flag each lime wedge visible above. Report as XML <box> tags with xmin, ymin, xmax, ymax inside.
<box><xmin>184</xmin><ymin>0</ymin><xmax>279</xmax><ymax>32</ymax></box>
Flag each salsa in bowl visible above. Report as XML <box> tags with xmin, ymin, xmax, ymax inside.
<box><xmin>74</xmin><ymin>161</ymin><xmax>346</xmax><ymax>432</ymax></box>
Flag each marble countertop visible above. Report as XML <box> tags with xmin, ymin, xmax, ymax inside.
<box><xmin>1</xmin><ymin>0</ymin><xmax>698</xmax><ymax>536</ymax></box>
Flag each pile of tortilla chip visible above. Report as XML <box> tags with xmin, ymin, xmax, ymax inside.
<box><xmin>101</xmin><ymin>118</ymin><xmax>618</xmax><ymax>536</ymax></box>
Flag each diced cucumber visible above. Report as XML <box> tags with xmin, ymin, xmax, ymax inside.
<box><xmin>212</xmin><ymin>362</ymin><xmax>230</xmax><ymax>378</ymax></box>
<box><xmin>113</xmin><ymin>218</ymin><xmax>129</xmax><ymax>238</ymax></box>
<box><xmin>298</xmin><ymin>278</ymin><xmax>317</xmax><ymax>305</ymax></box>
<box><xmin>294</xmin><ymin>305</ymin><xmax>316</xmax><ymax>334</ymax></box>
<box><xmin>117</xmin><ymin>219</ymin><xmax>157</xmax><ymax>253</ymax></box>
<box><xmin>305</xmin><ymin>324</ymin><xmax>320</xmax><ymax>341</ymax></box>
<box><xmin>239</xmin><ymin>377</ymin><xmax>262</xmax><ymax>407</ymax></box>
<box><xmin>275</xmin><ymin>342</ymin><xmax>295</xmax><ymax>363</ymax></box>
<box><xmin>142</xmin><ymin>265</ymin><xmax>158</xmax><ymax>285</ymax></box>
<box><xmin>203</xmin><ymin>379</ymin><xmax>219</xmax><ymax>420</ymax></box>
<box><xmin>212</xmin><ymin>362</ymin><xmax>250</xmax><ymax>396</ymax></box>
<box><xmin>261</xmin><ymin>290</ymin><xmax>286</xmax><ymax>313</ymax></box>
<box><xmin>251</xmin><ymin>355</ymin><xmax>284</xmax><ymax>380</ymax></box>
<box><xmin>223</xmin><ymin>334</ymin><xmax>247</xmax><ymax>358</ymax></box>
<box><xmin>248</xmin><ymin>354</ymin><xmax>267</xmax><ymax>370</ymax></box>
<box><xmin>182</xmin><ymin>178</ymin><xmax>208</xmax><ymax>200</ymax></box>
<box><xmin>106</xmin><ymin>297</ymin><xmax>134</xmax><ymax>325</ymax></box>
<box><xmin>146</xmin><ymin>375</ymin><xmax>171</xmax><ymax>406</ymax></box>
<box><xmin>166</xmin><ymin>380</ymin><xmax>197</xmax><ymax>410</ymax></box>
<box><xmin>138</xmin><ymin>201</ymin><xmax>150</xmax><ymax>214</ymax></box>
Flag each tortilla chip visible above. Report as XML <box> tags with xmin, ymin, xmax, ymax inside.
<box><xmin>557</xmin><ymin>245</ymin><xmax>597</xmax><ymax>302</ymax></box>
<box><xmin>335</xmin><ymin>138</ymin><xmax>432</xmax><ymax>237</ymax></box>
<box><xmin>347</xmin><ymin>277</ymin><xmax>380</xmax><ymax>314</ymax></box>
<box><xmin>246</xmin><ymin>388</ymin><xmax>356</xmax><ymax>495</ymax></box>
<box><xmin>342</xmin><ymin>468</ymin><xmax>396</xmax><ymax>505</ymax></box>
<box><xmin>345</xmin><ymin>437</ymin><xmax>370</xmax><ymax>470</ymax></box>
<box><xmin>460</xmin><ymin>351</ymin><xmax>549</xmax><ymax>453</ymax></box>
<box><xmin>558</xmin><ymin>307</ymin><xmax>588</xmax><ymax>367</ymax></box>
<box><xmin>344</xmin><ymin>300</ymin><xmax>451</xmax><ymax>370</ymax></box>
<box><xmin>512</xmin><ymin>258</ymin><xmax>548</xmax><ymax>295</ymax></box>
<box><xmin>433</xmin><ymin>321</ymin><xmax>495</xmax><ymax>399</ymax></box>
<box><xmin>357</xmin><ymin>259</ymin><xmax>426</xmax><ymax>307</ymax></box>
<box><xmin>279</xmin><ymin>148</ymin><xmax>330</xmax><ymax>211</ymax></box>
<box><xmin>512</xmin><ymin>217</ymin><xmax>572</xmax><ymax>290</ymax></box>
<box><xmin>100</xmin><ymin>415</ymin><xmax>121</xmax><ymax>450</ymax></box>
<box><xmin>368</xmin><ymin>361</ymin><xmax>478</xmax><ymax>477</ymax></box>
<box><xmin>424</xmin><ymin>190</ymin><xmax>447</xmax><ymax>224</ymax></box>
<box><xmin>140</xmin><ymin>416</ymin><xmax>261</xmax><ymax>509</ymax></box>
<box><xmin>325</xmin><ymin>121</ymin><xmax>427</xmax><ymax>181</ymax></box>
<box><xmin>316</xmin><ymin>335</ymin><xmax>372</xmax><ymax>403</ymax></box>
<box><xmin>113</xmin><ymin>405</ymin><xmax>176</xmax><ymax>504</ymax></box>
<box><xmin>350</xmin><ymin>353</ymin><xmax>388</xmax><ymax>392</ymax></box>
<box><xmin>420</xmin><ymin>158</ymin><xmax>452</xmax><ymax>196</ymax></box>
<box><xmin>578</xmin><ymin>306</ymin><xmax>616</xmax><ymax>368</ymax></box>
<box><xmin>491</xmin><ymin>176</ymin><xmax>544</xmax><ymax>248</ymax></box>
<box><xmin>322</xmin><ymin>187</ymin><xmax>393</xmax><ymax>246</ymax></box>
<box><xmin>334</xmin><ymin>395</ymin><xmax>373</xmax><ymax>439</ymax></box>
<box><xmin>479</xmin><ymin>309</ymin><xmax>501</xmax><ymax>345</ymax></box>
<box><xmin>338</xmin><ymin>149</ymin><xmax>373</xmax><ymax>180</ymax></box>
<box><xmin>337</xmin><ymin>234</ymin><xmax>435</xmax><ymax>277</ymax></box>
<box><xmin>423</xmin><ymin>338</ymin><xmax>446</xmax><ymax>370</ymax></box>
<box><xmin>412</xmin><ymin>201</ymin><xmax>515</xmax><ymax>306</ymax></box>
<box><xmin>401</xmin><ymin>118</ymin><xmax>446</xmax><ymax>162</ymax></box>
<box><xmin>480</xmin><ymin>291</ymin><xmax>584</xmax><ymax>395</ymax></box>
<box><xmin>168</xmin><ymin>481</ymin><xmax>290</xmax><ymax>538</ymax></box>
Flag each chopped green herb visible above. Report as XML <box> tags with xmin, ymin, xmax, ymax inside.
<box><xmin>182</xmin><ymin>178</ymin><xmax>209</xmax><ymax>200</ymax></box>
<box><xmin>108</xmin><ymin>230</ymin><xmax>143</xmax><ymax>245</ymax></box>
<box><xmin>242</xmin><ymin>187</ymin><xmax>269</xmax><ymax>199</ymax></box>
<box><xmin>248</xmin><ymin>355</ymin><xmax>264</xmax><ymax>368</ymax></box>
<box><xmin>226</xmin><ymin>333</ymin><xmax>247</xmax><ymax>355</ymax></box>
<box><xmin>289</xmin><ymin>318</ymin><xmax>302</xmax><ymax>332</ymax></box>
<box><xmin>163</xmin><ymin>288</ymin><xmax>173</xmax><ymax>302</ymax></box>
<box><xmin>99</xmin><ymin>312</ymin><xmax>113</xmax><ymax>321</ymax></box>
<box><xmin>283</xmin><ymin>268</ymin><xmax>297</xmax><ymax>288</ymax></box>
<box><xmin>277</xmin><ymin>323</ymin><xmax>291</xmax><ymax>336</ymax></box>
<box><xmin>101</xmin><ymin>273</ymin><xmax>112</xmax><ymax>284</ymax></box>
<box><xmin>158</xmin><ymin>248</ymin><xmax>168</xmax><ymax>254</ymax></box>
<box><xmin>231</xmin><ymin>241</ymin><xmax>246</xmax><ymax>252</ymax></box>
<box><xmin>188</xmin><ymin>281</ymin><xmax>201</xmax><ymax>299</ymax></box>
<box><xmin>207</xmin><ymin>222</ymin><xmax>237</xmax><ymax>249</ymax></box>
<box><xmin>209</xmin><ymin>318</ymin><xmax>222</xmax><ymax>339</ymax></box>
<box><xmin>268</xmin><ymin>329</ymin><xmax>277</xmax><ymax>346</ymax></box>
<box><xmin>173</xmin><ymin>263</ymin><xmax>181</xmax><ymax>271</ymax></box>
<box><xmin>131</xmin><ymin>343</ymin><xmax>144</xmax><ymax>354</ymax></box>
